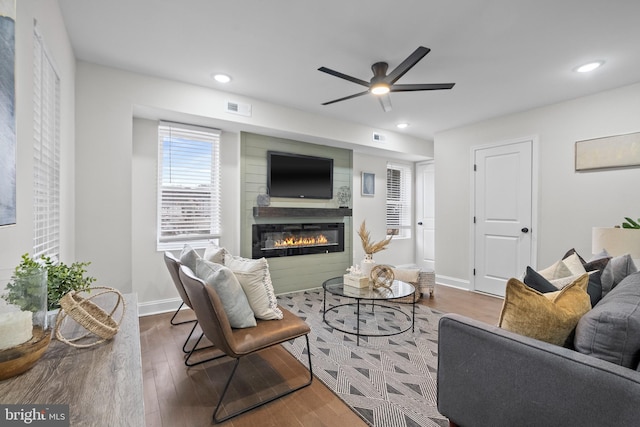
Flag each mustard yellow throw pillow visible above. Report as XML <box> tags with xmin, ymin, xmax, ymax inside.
<box><xmin>498</xmin><ymin>274</ymin><xmax>591</xmax><ymax>346</ymax></box>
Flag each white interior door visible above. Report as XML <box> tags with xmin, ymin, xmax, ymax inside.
<box><xmin>474</xmin><ymin>140</ymin><xmax>533</xmax><ymax>296</ymax></box>
<box><xmin>416</xmin><ymin>161</ymin><xmax>435</xmax><ymax>270</ymax></box>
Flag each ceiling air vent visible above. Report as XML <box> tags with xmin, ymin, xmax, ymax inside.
<box><xmin>373</xmin><ymin>132</ymin><xmax>385</xmax><ymax>142</ymax></box>
<box><xmin>225</xmin><ymin>100</ymin><xmax>252</xmax><ymax>117</ymax></box>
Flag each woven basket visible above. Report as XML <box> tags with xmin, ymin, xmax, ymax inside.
<box><xmin>55</xmin><ymin>287</ymin><xmax>126</xmax><ymax>348</ymax></box>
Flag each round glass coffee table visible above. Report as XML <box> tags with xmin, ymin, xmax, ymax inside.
<box><xmin>322</xmin><ymin>277</ymin><xmax>416</xmax><ymax>346</ymax></box>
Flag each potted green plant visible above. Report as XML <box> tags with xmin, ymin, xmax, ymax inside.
<box><xmin>621</xmin><ymin>217</ymin><xmax>640</xmax><ymax>229</ymax></box>
<box><xmin>3</xmin><ymin>253</ymin><xmax>96</xmax><ymax>311</ymax></box>
<box><xmin>3</xmin><ymin>254</ymin><xmax>47</xmax><ymax>313</ymax></box>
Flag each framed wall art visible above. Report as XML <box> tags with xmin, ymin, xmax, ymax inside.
<box><xmin>0</xmin><ymin>0</ymin><xmax>16</xmax><ymax>226</ymax></box>
<box><xmin>575</xmin><ymin>131</ymin><xmax>640</xmax><ymax>171</ymax></box>
<box><xmin>361</xmin><ymin>172</ymin><xmax>375</xmax><ymax>196</ymax></box>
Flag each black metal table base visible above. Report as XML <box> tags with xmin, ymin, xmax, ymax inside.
<box><xmin>323</xmin><ymin>289</ymin><xmax>416</xmax><ymax>346</ymax></box>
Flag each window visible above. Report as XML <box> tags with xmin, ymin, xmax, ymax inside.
<box><xmin>386</xmin><ymin>162</ymin><xmax>412</xmax><ymax>239</ymax></box>
<box><xmin>33</xmin><ymin>29</ymin><xmax>61</xmax><ymax>258</ymax></box>
<box><xmin>157</xmin><ymin>121</ymin><xmax>221</xmax><ymax>250</ymax></box>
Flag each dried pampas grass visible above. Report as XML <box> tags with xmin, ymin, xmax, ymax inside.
<box><xmin>357</xmin><ymin>220</ymin><xmax>392</xmax><ymax>254</ymax></box>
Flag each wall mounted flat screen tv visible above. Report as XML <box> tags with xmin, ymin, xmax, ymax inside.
<box><xmin>267</xmin><ymin>151</ymin><xmax>333</xmax><ymax>199</ymax></box>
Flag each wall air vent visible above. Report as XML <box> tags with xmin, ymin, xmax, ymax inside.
<box><xmin>225</xmin><ymin>100</ymin><xmax>252</xmax><ymax>117</ymax></box>
<box><xmin>373</xmin><ymin>132</ymin><xmax>385</xmax><ymax>142</ymax></box>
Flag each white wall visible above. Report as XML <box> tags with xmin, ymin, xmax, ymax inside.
<box><xmin>352</xmin><ymin>153</ymin><xmax>415</xmax><ymax>267</ymax></box>
<box><xmin>435</xmin><ymin>82</ymin><xmax>640</xmax><ymax>290</ymax></box>
<box><xmin>0</xmin><ymin>0</ymin><xmax>75</xmax><ymax>273</ymax></box>
<box><xmin>131</xmin><ymin>118</ymin><xmax>241</xmax><ymax>309</ymax></box>
<box><xmin>74</xmin><ymin>62</ymin><xmax>431</xmax><ymax>312</ymax></box>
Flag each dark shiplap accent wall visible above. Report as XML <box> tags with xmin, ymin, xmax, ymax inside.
<box><xmin>240</xmin><ymin>132</ymin><xmax>353</xmax><ymax>294</ymax></box>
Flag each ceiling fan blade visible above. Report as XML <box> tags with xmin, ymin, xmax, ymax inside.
<box><xmin>321</xmin><ymin>90</ymin><xmax>370</xmax><ymax>105</ymax></box>
<box><xmin>390</xmin><ymin>83</ymin><xmax>455</xmax><ymax>92</ymax></box>
<box><xmin>318</xmin><ymin>67</ymin><xmax>370</xmax><ymax>87</ymax></box>
<box><xmin>378</xmin><ymin>94</ymin><xmax>392</xmax><ymax>112</ymax></box>
<box><xmin>384</xmin><ymin>46</ymin><xmax>431</xmax><ymax>85</ymax></box>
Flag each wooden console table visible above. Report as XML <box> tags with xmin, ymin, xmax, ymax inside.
<box><xmin>0</xmin><ymin>293</ymin><xmax>144</xmax><ymax>426</ymax></box>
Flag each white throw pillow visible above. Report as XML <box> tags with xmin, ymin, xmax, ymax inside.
<box><xmin>224</xmin><ymin>254</ymin><xmax>283</xmax><ymax>320</ymax></box>
<box><xmin>391</xmin><ymin>268</ymin><xmax>420</xmax><ymax>284</ymax></box>
<box><xmin>562</xmin><ymin>253</ymin><xmax>587</xmax><ymax>276</ymax></box>
<box><xmin>538</xmin><ymin>260</ymin><xmax>572</xmax><ymax>281</ymax></box>
<box><xmin>203</xmin><ymin>245</ymin><xmax>228</xmax><ymax>265</ymax></box>
<box><xmin>196</xmin><ymin>259</ymin><xmax>256</xmax><ymax>329</ymax></box>
<box><xmin>550</xmin><ymin>270</ymin><xmax>597</xmax><ymax>289</ymax></box>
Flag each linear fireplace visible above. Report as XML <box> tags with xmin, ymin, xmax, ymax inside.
<box><xmin>252</xmin><ymin>223</ymin><xmax>345</xmax><ymax>259</ymax></box>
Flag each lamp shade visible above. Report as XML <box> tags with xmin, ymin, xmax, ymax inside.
<box><xmin>592</xmin><ymin>227</ymin><xmax>640</xmax><ymax>259</ymax></box>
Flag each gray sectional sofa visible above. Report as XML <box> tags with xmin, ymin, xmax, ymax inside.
<box><xmin>437</xmin><ymin>271</ymin><xmax>640</xmax><ymax>427</ymax></box>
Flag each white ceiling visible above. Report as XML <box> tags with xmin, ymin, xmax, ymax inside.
<box><xmin>58</xmin><ymin>0</ymin><xmax>640</xmax><ymax>141</ymax></box>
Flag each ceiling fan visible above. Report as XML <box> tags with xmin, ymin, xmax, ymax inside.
<box><xmin>318</xmin><ymin>46</ymin><xmax>455</xmax><ymax>112</ymax></box>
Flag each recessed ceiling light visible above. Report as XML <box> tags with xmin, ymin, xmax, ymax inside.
<box><xmin>574</xmin><ymin>61</ymin><xmax>604</xmax><ymax>73</ymax></box>
<box><xmin>396</xmin><ymin>123</ymin><xmax>409</xmax><ymax>129</ymax></box>
<box><xmin>213</xmin><ymin>73</ymin><xmax>231</xmax><ymax>83</ymax></box>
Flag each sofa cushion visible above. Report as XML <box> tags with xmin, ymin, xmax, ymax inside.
<box><xmin>574</xmin><ymin>271</ymin><xmax>640</xmax><ymax>368</ymax></box>
<box><xmin>195</xmin><ymin>259</ymin><xmax>256</xmax><ymax>329</ymax></box>
<box><xmin>224</xmin><ymin>254</ymin><xmax>283</xmax><ymax>320</ymax></box>
<box><xmin>563</xmin><ymin>247</ymin><xmax>611</xmax><ymax>273</ymax></box>
<box><xmin>499</xmin><ymin>275</ymin><xmax>591</xmax><ymax>346</ymax></box>
<box><xmin>583</xmin><ymin>255</ymin><xmax>611</xmax><ymax>273</ymax></box>
<box><xmin>600</xmin><ymin>254</ymin><xmax>638</xmax><ymax>297</ymax></box>
<box><xmin>523</xmin><ymin>266</ymin><xmax>557</xmax><ymax>293</ymax></box>
<box><xmin>524</xmin><ymin>266</ymin><xmax>603</xmax><ymax>307</ymax></box>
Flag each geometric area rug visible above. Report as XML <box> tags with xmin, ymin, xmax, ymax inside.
<box><xmin>277</xmin><ymin>289</ymin><xmax>448</xmax><ymax>427</ymax></box>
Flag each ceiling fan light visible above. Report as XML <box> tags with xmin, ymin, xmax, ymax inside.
<box><xmin>371</xmin><ymin>84</ymin><xmax>390</xmax><ymax>95</ymax></box>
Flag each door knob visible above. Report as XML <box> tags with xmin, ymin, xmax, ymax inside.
<box><xmin>521</xmin><ymin>227</ymin><xmax>529</xmax><ymax>233</ymax></box>
<box><xmin>417</xmin><ymin>222</ymin><xmax>423</xmax><ymax>225</ymax></box>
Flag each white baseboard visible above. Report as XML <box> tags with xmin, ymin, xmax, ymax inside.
<box><xmin>435</xmin><ymin>274</ymin><xmax>471</xmax><ymax>291</ymax></box>
<box><xmin>138</xmin><ymin>297</ymin><xmax>183</xmax><ymax>317</ymax></box>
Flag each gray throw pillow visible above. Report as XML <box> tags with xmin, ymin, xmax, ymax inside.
<box><xmin>601</xmin><ymin>254</ymin><xmax>638</xmax><ymax>297</ymax></box>
<box><xmin>195</xmin><ymin>259</ymin><xmax>257</xmax><ymax>329</ymax></box>
<box><xmin>179</xmin><ymin>244</ymin><xmax>200</xmax><ymax>272</ymax></box>
<box><xmin>574</xmin><ymin>271</ymin><xmax>640</xmax><ymax>368</ymax></box>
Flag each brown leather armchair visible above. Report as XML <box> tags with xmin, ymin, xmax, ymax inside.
<box><xmin>179</xmin><ymin>265</ymin><xmax>313</xmax><ymax>423</ymax></box>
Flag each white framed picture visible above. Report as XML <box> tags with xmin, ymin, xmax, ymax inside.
<box><xmin>361</xmin><ymin>172</ymin><xmax>375</xmax><ymax>196</ymax></box>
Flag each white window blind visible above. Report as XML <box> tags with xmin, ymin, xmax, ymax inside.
<box><xmin>157</xmin><ymin>121</ymin><xmax>221</xmax><ymax>250</ymax></box>
<box><xmin>33</xmin><ymin>29</ymin><xmax>61</xmax><ymax>259</ymax></box>
<box><xmin>386</xmin><ymin>162</ymin><xmax>412</xmax><ymax>239</ymax></box>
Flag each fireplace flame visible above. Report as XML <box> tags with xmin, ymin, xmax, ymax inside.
<box><xmin>273</xmin><ymin>234</ymin><xmax>329</xmax><ymax>248</ymax></box>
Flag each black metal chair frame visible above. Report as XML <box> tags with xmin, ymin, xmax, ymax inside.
<box><xmin>212</xmin><ymin>335</ymin><xmax>312</xmax><ymax>423</ymax></box>
<box><xmin>163</xmin><ymin>252</ymin><xmax>222</xmax><ymax>366</ymax></box>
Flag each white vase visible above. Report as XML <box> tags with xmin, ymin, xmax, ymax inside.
<box><xmin>360</xmin><ymin>253</ymin><xmax>376</xmax><ymax>279</ymax></box>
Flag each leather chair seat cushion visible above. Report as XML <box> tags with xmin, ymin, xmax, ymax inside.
<box><xmin>230</xmin><ymin>306</ymin><xmax>310</xmax><ymax>356</ymax></box>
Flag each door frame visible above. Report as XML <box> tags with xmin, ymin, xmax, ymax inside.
<box><xmin>469</xmin><ymin>136</ymin><xmax>540</xmax><ymax>292</ymax></box>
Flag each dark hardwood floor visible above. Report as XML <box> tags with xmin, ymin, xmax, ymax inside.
<box><xmin>140</xmin><ymin>284</ymin><xmax>503</xmax><ymax>426</ymax></box>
